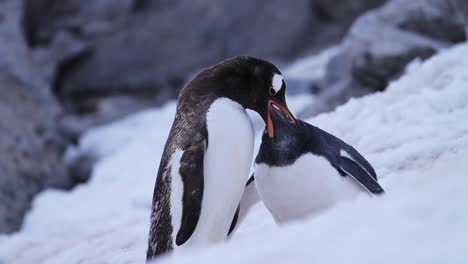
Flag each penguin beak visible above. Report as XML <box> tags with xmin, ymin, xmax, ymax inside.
<box><xmin>267</xmin><ymin>100</ymin><xmax>296</xmax><ymax>138</ymax></box>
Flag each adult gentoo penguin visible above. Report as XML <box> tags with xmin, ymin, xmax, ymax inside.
<box><xmin>254</xmin><ymin>107</ymin><xmax>383</xmax><ymax>224</ymax></box>
<box><xmin>146</xmin><ymin>56</ymin><xmax>296</xmax><ymax>260</ymax></box>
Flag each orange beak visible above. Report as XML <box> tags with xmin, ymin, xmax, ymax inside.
<box><xmin>267</xmin><ymin>100</ymin><xmax>296</xmax><ymax>138</ymax></box>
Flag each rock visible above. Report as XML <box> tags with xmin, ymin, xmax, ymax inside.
<box><xmin>132</xmin><ymin>0</ymin><xmax>182</xmax><ymax>11</ymax></box>
<box><xmin>64</xmin><ymin>148</ymin><xmax>96</xmax><ymax>185</ymax></box>
<box><xmin>312</xmin><ymin>0</ymin><xmax>387</xmax><ymax>22</ymax></box>
<box><xmin>24</xmin><ymin>0</ymin><xmax>386</xmax><ymax>107</ymax></box>
<box><xmin>32</xmin><ymin>31</ymin><xmax>91</xmax><ymax>85</ymax></box>
<box><xmin>23</xmin><ymin>0</ymin><xmax>135</xmax><ymax>45</ymax></box>
<box><xmin>0</xmin><ymin>0</ymin><xmax>71</xmax><ymax>234</ymax></box>
<box><xmin>56</xmin><ymin>0</ymin><xmax>314</xmax><ymax>98</ymax></box>
<box><xmin>0</xmin><ymin>74</ymin><xmax>72</xmax><ymax>234</ymax></box>
<box><xmin>305</xmin><ymin>0</ymin><xmax>468</xmax><ymax>117</ymax></box>
<box><xmin>58</xmin><ymin>93</ymin><xmax>174</xmax><ymax>140</ymax></box>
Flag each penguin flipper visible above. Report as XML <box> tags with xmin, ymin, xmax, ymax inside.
<box><xmin>228</xmin><ymin>205</ymin><xmax>240</xmax><ymax>236</ymax></box>
<box><xmin>175</xmin><ymin>141</ymin><xmax>206</xmax><ymax>246</ymax></box>
<box><xmin>246</xmin><ymin>174</ymin><xmax>255</xmax><ymax>186</ymax></box>
<box><xmin>341</xmin><ymin>146</ymin><xmax>378</xmax><ymax>181</ymax></box>
<box><xmin>227</xmin><ymin>174</ymin><xmax>255</xmax><ymax>237</ymax></box>
<box><xmin>338</xmin><ymin>156</ymin><xmax>384</xmax><ymax>195</ymax></box>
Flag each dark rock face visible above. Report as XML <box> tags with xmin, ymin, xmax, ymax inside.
<box><xmin>0</xmin><ymin>0</ymin><xmax>73</xmax><ymax>234</ymax></box>
<box><xmin>312</xmin><ymin>0</ymin><xmax>386</xmax><ymax>21</ymax></box>
<box><xmin>59</xmin><ymin>94</ymin><xmax>169</xmax><ymax>139</ymax></box>
<box><xmin>23</xmin><ymin>0</ymin><xmax>136</xmax><ymax>46</ymax></box>
<box><xmin>51</xmin><ymin>0</ymin><xmax>315</xmax><ymax>98</ymax></box>
<box><xmin>304</xmin><ymin>0</ymin><xmax>468</xmax><ymax>116</ymax></box>
<box><xmin>23</xmin><ymin>0</ymin><xmax>387</xmax><ymax>112</ymax></box>
<box><xmin>20</xmin><ymin>0</ymin><xmax>387</xmax><ymax>140</ymax></box>
<box><xmin>0</xmin><ymin>77</ymin><xmax>71</xmax><ymax>233</ymax></box>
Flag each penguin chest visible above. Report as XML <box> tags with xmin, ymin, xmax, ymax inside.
<box><xmin>186</xmin><ymin>98</ymin><xmax>254</xmax><ymax>245</ymax></box>
<box><xmin>255</xmin><ymin>153</ymin><xmax>362</xmax><ymax>223</ymax></box>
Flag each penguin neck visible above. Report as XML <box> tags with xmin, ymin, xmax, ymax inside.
<box><xmin>256</xmin><ymin>120</ymin><xmax>317</xmax><ymax>167</ymax></box>
<box><xmin>256</xmin><ymin>132</ymin><xmax>300</xmax><ymax>167</ymax></box>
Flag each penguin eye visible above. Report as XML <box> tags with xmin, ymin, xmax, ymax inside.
<box><xmin>269</xmin><ymin>88</ymin><xmax>277</xmax><ymax>96</ymax></box>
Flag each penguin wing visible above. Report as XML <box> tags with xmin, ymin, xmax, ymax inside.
<box><xmin>313</xmin><ymin>125</ymin><xmax>383</xmax><ymax>194</ymax></box>
<box><xmin>227</xmin><ymin>174</ymin><xmax>255</xmax><ymax>236</ymax></box>
<box><xmin>341</xmin><ymin>146</ymin><xmax>378</xmax><ymax>181</ymax></box>
<box><xmin>246</xmin><ymin>174</ymin><xmax>255</xmax><ymax>186</ymax></box>
<box><xmin>227</xmin><ymin>205</ymin><xmax>240</xmax><ymax>236</ymax></box>
<box><xmin>175</xmin><ymin>140</ymin><xmax>206</xmax><ymax>246</ymax></box>
<box><xmin>338</xmin><ymin>155</ymin><xmax>384</xmax><ymax>195</ymax></box>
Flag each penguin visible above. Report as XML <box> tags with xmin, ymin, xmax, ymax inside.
<box><xmin>254</xmin><ymin>106</ymin><xmax>384</xmax><ymax>224</ymax></box>
<box><xmin>146</xmin><ymin>56</ymin><xmax>296</xmax><ymax>260</ymax></box>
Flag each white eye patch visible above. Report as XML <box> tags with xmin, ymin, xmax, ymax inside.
<box><xmin>271</xmin><ymin>74</ymin><xmax>283</xmax><ymax>94</ymax></box>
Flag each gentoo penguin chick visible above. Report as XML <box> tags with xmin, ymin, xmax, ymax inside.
<box><xmin>255</xmin><ymin>107</ymin><xmax>384</xmax><ymax>224</ymax></box>
<box><xmin>147</xmin><ymin>57</ymin><xmax>296</xmax><ymax>260</ymax></box>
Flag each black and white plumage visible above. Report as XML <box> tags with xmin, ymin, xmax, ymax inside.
<box><xmin>146</xmin><ymin>57</ymin><xmax>295</xmax><ymax>260</ymax></box>
<box><xmin>255</xmin><ymin>107</ymin><xmax>384</xmax><ymax>223</ymax></box>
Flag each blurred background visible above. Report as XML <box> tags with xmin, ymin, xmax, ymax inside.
<box><xmin>0</xmin><ymin>0</ymin><xmax>467</xmax><ymax>238</ymax></box>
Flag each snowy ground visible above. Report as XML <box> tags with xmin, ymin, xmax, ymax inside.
<box><xmin>1</xmin><ymin>42</ymin><xmax>468</xmax><ymax>264</ymax></box>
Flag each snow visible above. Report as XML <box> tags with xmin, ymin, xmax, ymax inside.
<box><xmin>2</xmin><ymin>42</ymin><xmax>468</xmax><ymax>264</ymax></box>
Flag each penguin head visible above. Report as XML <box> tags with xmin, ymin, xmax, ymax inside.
<box><xmin>264</xmin><ymin>106</ymin><xmax>299</xmax><ymax>142</ymax></box>
<box><xmin>256</xmin><ymin>108</ymin><xmax>304</xmax><ymax>166</ymax></box>
<box><xmin>207</xmin><ymin>56</ymin><xmax>296</xmax><ymax>130</ymax></box>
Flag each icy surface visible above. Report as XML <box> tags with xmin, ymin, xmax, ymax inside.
<box><xmin>1</xmin><ymin>43</ymin><xmax>468</xmax><ymax>264</ymax></box>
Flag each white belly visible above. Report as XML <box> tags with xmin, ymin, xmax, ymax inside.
<box><xmin>175</xmin><ymin>98</ymin><xmax>254</xmax><ymax>250</ymax></box>
<box><xmin>255</xmin><ymin>153</ymin><xmax>364</xmax><ymax>224</ymax></box>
